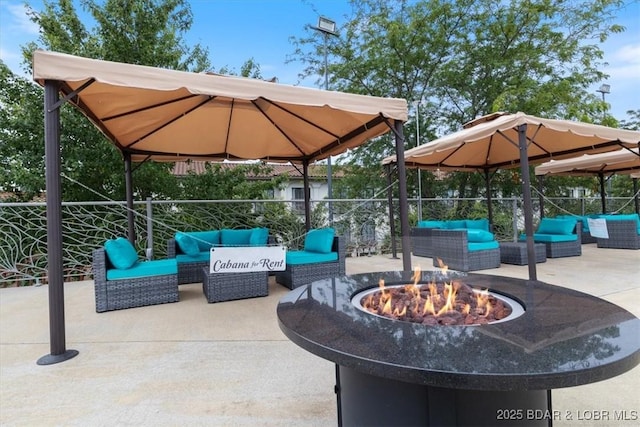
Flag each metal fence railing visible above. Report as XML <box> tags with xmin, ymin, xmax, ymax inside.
<box><xmin>1</xmin><ymin>196</ymin><xmax>636</xmax><ymax>287</ymax></box>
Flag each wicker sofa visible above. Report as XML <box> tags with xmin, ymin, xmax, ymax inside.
<box><xmin>520</xmin><ymin>218</ymin><xmax>582</xmax><ymax>258</ymax></box>
<box><xmin>430</xmin><ymin>228</ymin><xmax>500</xmax><ymax>272</ymax></box>
<box><xmin>92</xmin><ymin>238</ymin><xmax>179</xmax><ymax>313</ymax></box>
<box><xmin>275</xmin><ymin>231</ymin><xmax>346</xmax><ymax>290</ymax></box>
<box><xmin>595</xmin><ymin>214</ymin><xmax>640</xmax><ymax>249</ymax></box>
<box><xmin>167</xmin><ymin>228</ymin><xmax>271</xmax><ymax>284</ymax></box>
<box><xmin>411</xmin><ymin>218</ymin><xmax>491</xmax><ymax>258</ymax></box>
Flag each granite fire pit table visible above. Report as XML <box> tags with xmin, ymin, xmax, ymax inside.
<box><xmin>277</xmin><ymin>271</ymin><xmax>639</xmax><ymax>427</ymax></box>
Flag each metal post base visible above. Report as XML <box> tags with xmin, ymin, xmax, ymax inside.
<box><xmin>37</xmin><ymin>349</ymin><xmax>79</xmax><ymax>365</ymax></box>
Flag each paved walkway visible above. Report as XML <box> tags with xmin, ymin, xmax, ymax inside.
<box><xmin>1</xmin><ymin>245</ymin><xmax>639</xmax><ymax>426</ymax></box>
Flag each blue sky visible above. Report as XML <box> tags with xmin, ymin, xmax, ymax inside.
<box><xmin>1</xmin><ymin>0</ymin><xmax>638</xmax><ymax>120</ymax></box>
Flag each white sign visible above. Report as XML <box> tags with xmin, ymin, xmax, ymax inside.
<box><xmin>209</xmin><ymin>246</ymin><xmax>286</xmax><ymax>273</ymax></box>
<box><xmin>587</xmin><ymin>218</ymin><xmax>609</xmax><ymax>239</ymax></box>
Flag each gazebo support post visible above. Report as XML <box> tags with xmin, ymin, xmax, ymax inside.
<box><xmin>518</xmin><ymin>124</ymin><xmax>537</xmax><ymax>282</ymax></box>
<box><xmin>385</xmin><ymin>163</ymin><xmax>398</xmax><ymax>259</ymax></box>
<box><xmin>124</xmin><ymin>153</ymin><xmax>136</xmax><ymax>243</ymax></box>
<box><xmin>303</xmin><ymin>160</ymin><xmax>311</xmax><ymax>231</ymax></box>
<box><xmin>634</xmin><ymin>177</ymin><xmax>639</xmax><ymax>215</ymax></box>
<box><xmin>484</xmin><ymin>169</ymin><xmax>493</xmax><ymax>228</ymax></box>
<box><xmin>37</xmin><ymin>80</ymin><xmax>78</xmax><ymax>365</ymax></box>
<box><xmin>394</xmin><ymin>120</ymin><xmax>412</xmax><ymax>272</ymax></box>
<box><xmin>599</xmin><ymin>172</ymin><xmax>607</xmax><ymax>213</ymax></box>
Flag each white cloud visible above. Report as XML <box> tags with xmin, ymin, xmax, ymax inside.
<box><xmin>4</xmin><ymin>2</ymin><xmax>40</xmax><ymax>35</ymax></box>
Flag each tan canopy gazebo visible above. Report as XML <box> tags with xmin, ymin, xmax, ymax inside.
<box><xmin>382</xmin><ymin>112</ymin><xmax>640</xmax><ymax>281</ymax></box>
<box><xmin>535</xmin><ymin>148</ymin><xmax>640</xmax><ymax>214</ymax></box>
<box><xmin>32</xmin><ymin>50</ymin><xmax>409</xmax><ymax>364</ymax></box>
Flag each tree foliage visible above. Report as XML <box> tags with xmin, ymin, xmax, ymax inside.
<box><xmin>1</xmin><ymin>0</ymin><xmax>276</xmax><ymax>202</ymax></box>
<box><xmin>290</xmin><ymin>0</ymin><xmax>628</xmax><ymax>199</ymax></box>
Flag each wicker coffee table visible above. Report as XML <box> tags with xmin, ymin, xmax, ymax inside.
<box><xmin>201</xmin><ymin>268</ymin><xmax>269</xmax><ymax>303</ymax></box>
<box><xmin>499</xmin><ymin>242</ymin><xmax>547</xmax><ymax>265</ymax></box>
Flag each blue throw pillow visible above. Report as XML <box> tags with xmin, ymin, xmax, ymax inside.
<box><xmin>465</xmin><ymin>229</ymin><xmax>495</xmax><ymax>242</ymax></box>
<box><xmin>304</xmin><ymin>228</ymin><xmax>335</xmax><ymax>254</ymax></box>
<box><xmin>537</xmin><ymin>218</ymin><xmax>576</xmax><ymax>235</ymax></box>
<box><xmin>249</xmin><ymin>227</ymin><xmax>269</xmax><ymax>246</ymax></box>
<box><xmin>465</xmin><ymin>219</ymin><xmax>489</xmax><ymax>231</ymax></box>
<box><xmin>104</xmin><ymin>237</ymin><xmax>138</xmax><ymax>270</ymax></box>
<box><xmin>446</xmin><ymin>220</ymin><xmax>467</xmax><ymax>229</ymax></box>
<box><xmin>220</xmin><ymin>229</ymin><xmax>253</xmax><ymax>246</ymax></box>
<box><xmin>175</xmin><ymin>233</ymin><xmax>200</xmax><ymax>256</ymax></box>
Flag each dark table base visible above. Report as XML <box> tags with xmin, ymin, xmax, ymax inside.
<box><xmin>337</xmin><ymin>366</ymin><xmax>550</xmax><ymax>427</ymax></box>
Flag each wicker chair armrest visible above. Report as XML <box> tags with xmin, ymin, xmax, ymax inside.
<box><xmin>167</xmin><ymin>238</ymin><xmax>179</xmax><ymax>258</ymax></box>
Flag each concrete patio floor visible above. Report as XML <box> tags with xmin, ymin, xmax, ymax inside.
<box><xmin>1</xmin><ymin>245</ymin><xmax>639</xmax><ymax>426</ymax></box>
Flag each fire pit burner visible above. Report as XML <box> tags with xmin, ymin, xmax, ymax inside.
<box><xmin>352</xmin><ymin>281</ymin><xmax>524</xmax><ymax>325</ymax></box>
<box><xmin>277</xmin><ymin>271</ymin><xmax>639</xmax><ymax>427</ymax></box>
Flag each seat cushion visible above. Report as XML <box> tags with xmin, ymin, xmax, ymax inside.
<box><xmin>249</xmin><ymin>227</ymin><xmax>269</xmax><ymax>246</ymax></box>
<box><xmin>175</xmin><ymin>233</ymin><xmax>200</xmax><ymax>256</ymax></box>
<box><xmin>176</xmin><ymin>252</ymin><xmax>210</xmax><ymax>263</ymax></box>
<box><xmin>106</xmin><ymin>258</ymin><xmax>177</xmax><ymax>280</ymax></box>
<box><xmin>468</xmin><ymin>241</ymin><xmax>499</xmax><ymax>252</ymax></box>
<box><xmin>104</xmin><ymin>237</ymin><xmax>138</xmax><ymax>270</ymax></box>
<box><xmin>304</xmin><ymin>228</ymin><xmax>335</xmax><ymax>253</ymax></box>
<box><xmin>417</xmin><ymin>220</ymin><xmax>445</xmax><ymax>229</ymax></box>
<box><xmin>221</xmin><ymin>229</ymin><xmax>253</xmax><ymax>246</ymax></box>
<box><xmin>520</xmin><ymin>233</ymin><xmax>578</xmax><ymax>243</ymax></box>
<box><xmin>286</xmin><ymin>250</ymin><xmax>338</xmax><ymax>265</ymax></box>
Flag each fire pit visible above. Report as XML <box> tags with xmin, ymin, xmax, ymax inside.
<box><xmin>277</xmin><ymin>270</ymin><xmax>639</xmax><ymax>427</ymax></box>
<box><xmin>353</xmin><ymin>268</ymin><xmax>524</xmax><ymax>325</ymax></box>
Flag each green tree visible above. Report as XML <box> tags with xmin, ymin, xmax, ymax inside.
<box><xmin>290</xmin><ymin>0</ymin><xmax>626</xmax><ymax>199</ymax></box>
<box><xmin>2</xmin><ymin>0</ymin><xmax>213</xmax><ymax>201</ymax></box>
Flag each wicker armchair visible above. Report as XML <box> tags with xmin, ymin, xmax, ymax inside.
<box><xmin>430</xmin><ymin>230</ymin><xmax>500</xmax><ymax>272</ymax></box>
<box><xmin>167</xmin><ymin>238</ymin><xmax>209</xmax><ymax>285</ymax></box>
<box><xmin>92</xmin><ymin>248</ymin><xmax>179</xmax><ymax>313</ymax></box>
<box><xmin>540</xmin><ymin>222</ymin><xmax>582</xmax><ymax>258</ymax></box>
<box><xmin>596</xmin><ymin>220</ymin><xmax>640</xmax><ymax>249</ymax></box>
<box><xmin>275</xmin><ymin>236</ymin><xmax>346</xmax><ymax>290</ymax></box>
<box><xmin>410</xmin><ymin>227</ymin><xmax>436</xmax><ymax>257</ymax></box>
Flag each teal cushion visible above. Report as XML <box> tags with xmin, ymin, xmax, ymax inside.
<box><xmin>536</xmin><ymin>218</ymin><xmax>576</xmax><ymax>235</ymax></box>
<box><xmin>304</xmin><ymin>228</ymin><xmax>335</xmax><ymax>253</ymax></box>
<box><xmin>220</xmin><ymin>229</ymin><xmax>253</xmax><ymax>246</ymax></box>
<box><xmin>468</xmin><ymin>241</ymin><xmax>499</xmax><ymax>252</ymax></box>
<box><xmin>175</xmin><ymin>252</ymin><xmax>210</xmax><ymax>263</ymax></box>
<box><xmin>249</xmin><ymin>227</ymin><xmax>269</xmax><ymax>246</ymax></box>
<box><xmin>533</xmin><ymin>233</ymin><xmax>578</xmax><ymax>243</ymax></box>
<box><xmin>286</xmin><ymin>250</ymin><xmax>338</xmax><ymax>265</ymax></box>
<box><xmin>186</xmin><ymin>231</ymin><xmax>220</xmax><ymax>251</ymax></box>
<box><xmin>465</xmin><ymin>229</ymin><xmax>495</xmax><ymax>242</ymax></box>
<box><xmin>175</xmin><ymin>233</ymin><xmax>200</xmax><ymax>256</ymax></box>
<box><xmin>446</xmin><ymin>220</ymin><xmax>467</xmax><ymax>229</ymax></box>
<box><xmin>104</xmin><ymin>237</ymin><xmax>138</xmax><ymax>270</ymax></box>
<box><xmin>106</xmin><ymin>258</ymin><xmax>177</xmax><ymax>280</ymax></box>
<box><xmin>417</xmin><ymin>220</ymin><xmax>444</xmax><ymax>229</ymax></box>
<box><xmin>465</xmin><ymin>219</ymin><xmax>489</xmax><ymax>231</ymax></box>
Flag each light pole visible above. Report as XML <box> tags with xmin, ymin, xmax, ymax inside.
<box><xmin>596</xmin><ymin>83</ymin><xmax>610</xmax><ymax>121</ymax></box>
<box><xmin>313</xmin><ymin>16</ymin><xmax>338</xmax><ymax>226</ymax></box>
<box><xmin>596</xmin><ymin>83</ymin><xmax>612</xmax><ymax>196</ymax></box>
<box><xmin>412</xmin><ymin>100</ymin><xmax>423</xmax><ymax>221</ymax></box>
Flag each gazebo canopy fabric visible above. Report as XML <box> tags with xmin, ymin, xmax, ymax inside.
<box><xmin>32</xmin><ymin>50</ymin><xmax>407</xmax><ymax>163</ymax></box>
<box><xmin>535</xmin><ymin>148</ymin><xmax>640</xmax><ymax>177</ymax></box>
<box><xmin>382</xmin><ymin>112</ymin><xmax>640</xmax><ymax>171</ymax></box>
